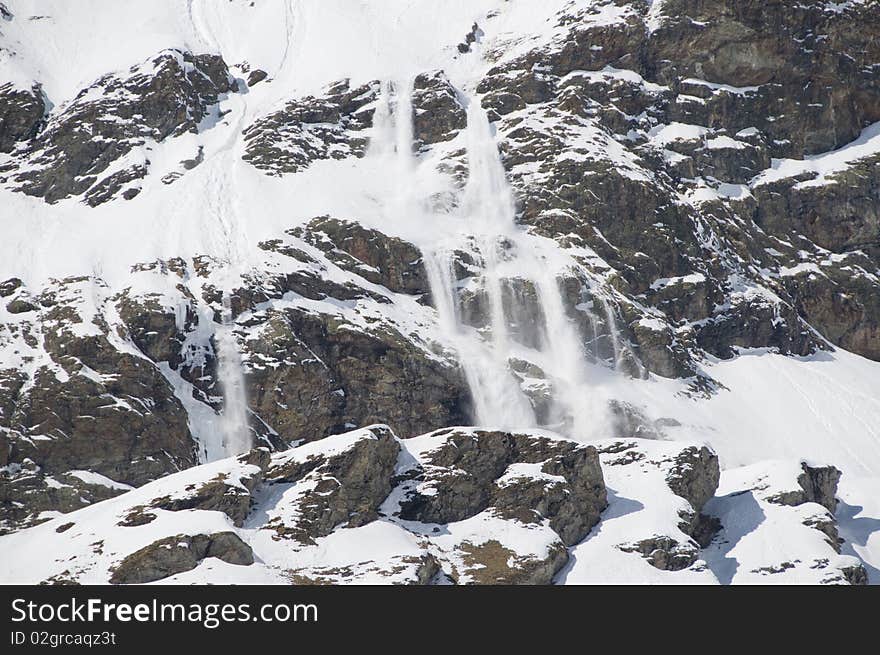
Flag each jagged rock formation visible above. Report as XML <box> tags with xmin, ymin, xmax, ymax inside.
<box><xmin>704</xmin><ymin>459</ymin><xmax>867</xmax><ymax>584</ymax></box>
<box><xmin>412</xmin><ymin>70</ymin><xmax>467</xmax><ymax>148</ymax></box>
<box><xmin>0</xmin><ymin>224</ymin><xmax>470</xmax><ymax>530</ymax></box>
<box><xmin>0</xmin><ymin>425</ymin><xmax>864</xmax><ymax>585</ymax></box>
<box><xmin>0</xmin><ymin>1</ymin><xmax>877</xmax><ymax>583</ymax></box>
<box><xmin>289</xmin><ymin>216</ymin><xmax>431</xmax><ymax>296</ymax></box>
<box><xmin>0</xmin><ymin>275</ymin><xmax>197</xmax><ymax>533</ymax></box>
<box><xmin>3</xmin><ymin>49</ymin><xmax>236</xmax><ymax>204</ymax></box>
<box><xmin>476</xmin><ymin>0</ymin><xmax>880</xmax><ymax>375</ymax></box>
<box><xmin>242</xmin><ymin>78</ymin><xmax>376</xmax><ymax>175</ymax></box>
<box><xmin>0</xmin><ymin>82</ymin><xmax>44</xmax><ymax>153</ymax></box>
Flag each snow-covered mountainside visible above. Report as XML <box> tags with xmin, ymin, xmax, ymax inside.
<box><xmin>0</xmin><ymin>0</ymin><xmax>878</xmax><ymax>584</ymax></box>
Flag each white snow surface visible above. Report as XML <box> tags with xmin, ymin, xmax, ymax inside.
<box><xmin>0</xmin><ymin>0</ymin><xmax>878</xmax><ymax>583</ymax></box>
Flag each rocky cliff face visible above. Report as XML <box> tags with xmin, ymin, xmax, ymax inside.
<box><xmin>0</xmin><ymin>426</ymin><xmax>863</xmax><ymax>585</ymax></box>
<box><xmin>478</xmin><ymin>0</ymin><xmax>880</xmax><ymax>377</ymax></box>
<box><xmin>3</xmin><ymin>49</ymin><xmax>236</xmax><ymax>204</ymax></box>
<box><xmin>0</xmin><ymin>0</ymin><xmax>877</xmax><ymax>583</ymax></box>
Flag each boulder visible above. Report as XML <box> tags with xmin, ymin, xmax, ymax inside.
<box><xmin>289</xmin><ymin>216</ymin><xmax>430</xmax><ymax>295</ymax></box>
<box><xmin>109</xmin><ymin>532</ymin><xmax>253</xmax><ymax>584</ymax></box>
<box><xmin>396</xmin><ymin>428</ymin><xmax>607</xmax><ymax>547</ymax></box>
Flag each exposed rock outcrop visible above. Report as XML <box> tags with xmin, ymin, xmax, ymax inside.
<box><xmin>592</xmin><ymin>439</ymin><xmax>720</xmax><ymax>573</ymax></box>
<box><xmin>767</xmin><ymin>462</ymin><xmax>841</xmax><ymax>514</ymax></box>
<box><xmin>264</xmin><ymin>426</ymin><xmax>400</xmax><ymax>543</ymax></box>
<box><xmin>412</xmin><ymin>70</ymin><xmax>467</xmax><ymax>148</ymax></box>
<box><xmin>470</xmin><ymin>0</ymin><xmax>880</xmax><ymax>369</ymax></box>
<box><xmin>109</xmin><ymin>532</ymin><xmax>253</xmax><ymax>584</ymax></box>
<box><xmin>289</xmin><ymin>216</ymin><xmax>430</xmax><ymax>295</ymax></box>
<box><xmin>8</xmin><ymin>49</ymin><xmax>236</xmax><ymax>204</ymax></box>
<box><xmin>242</xmin><ymin>78</ymin><xmax>376</xmax><ymax>175</ymax></box>
<box><xmin>0</xmin><ymin>82</ymin><xmax>45</xmax><ymax>153</ymax></box>
<box><xmin>396</xmin><ymin>428</ymin><xmax>607</xmax><ymax>548</ymax></box>
<box><xmin>0</xmin><ymin>428</ymin><xmax>870</xmax><ymax>586</ymax></box>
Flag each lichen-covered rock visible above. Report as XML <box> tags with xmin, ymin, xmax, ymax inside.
<box><xmin>395</xmin><ymin>428</ymin><xmax>607</xmax><ymax>547</ymax></box>
<box><xmin>242</xmin><ymin>78</ymin><xmax>376</xmax><ymax>175</ymax></box>
<box><xmin>109</xmin><ymin>532</ymin><xmax>253</xmax><ymax>584</ymax></box>
<box><xmin>290</xmin><ymin>216</ymin><xmax>430</xmax><ymax>295</ymax></box>
<box><xmin>448</xmin><ymin>537</ymin><xmax>568</xmax><ymax>585</ymax></box>
<box><xmin>9</xmin><ymin>49</ymin><xmax>236</xmax><ymax>204</ymax></box>
<box><xmin>0</xmin><ymin>82</ymin><xmax>45</xmax><ymax>153</ymax></box>
<box><xmin>263</xmin><ymin>426</ymin><xmax>400</xmax><ymax>543</ymax></box>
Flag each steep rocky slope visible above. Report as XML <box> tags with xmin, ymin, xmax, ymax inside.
<box><xmin>0</xmin><ymin>0</ymin><xmax>878</xmax><ymax>583</ymax></box>
<box><xmin>0</xmin><ymin>425</ymin><xmax>864</xmax><ymax>585</ymax></box>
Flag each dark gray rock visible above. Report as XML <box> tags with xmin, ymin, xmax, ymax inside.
<box><xmin>766</xmin><ymin>462</ymin><xmax>841</xmax><ymax>514</ymax></box>
<box><xmin>0</xmin><ymin>278</ymin><xmax>22</xmax><ymax>297</ymax></box>
<box><xmin>456</xmin><ymin>22</ymin><xmax>482</xmax><ymax>54</ymax></box>
<box><xmin>246</xmin><ymin>69</ymin><xmax>268</xmax><ymax>86</ymax></box>
<box><xmin>0</xmin><ymin>83</ymin><xmax>45</xmax><ymax>153</ymax></box>
<box><xmin>471</xmin><ymin>0</ymin><xmax>880</xmax><ymax>373</ymax></box>
<box><xmin>779</xmin><ymin>462</ymin><xmax>841</xmax><ymax>514</ymax></box>
<box><xmin>145</xmin><ymin>448</ymin><xmax>269</xmax><ymax>527</ymax></box>
<box><xmin>842</xmin><ymin>564</ymin><xmax>869</xmax><ymax>586</ymax></box>
<box><xmin>397</xmin><ymin>428</ymin><xmax>607</xmax><ymax>546</ymax></box>
<box><xmin>619</xmin><ymin>536</ymin><xmax>700</xmax><ymax>572</ymax></box>
<box><xmin>411</xmin><ymin>70</ymin><xmax>466</xmax><ymax>148</ymax></box>
<box><xmin>0</xmin><ymin>276</ymin><xmax>197</xmax><ymax>531</ymax></box>
<box><xmin>242</xmin><ymin>78</ymin><xmax>376</xmax><ymax>175</ymax></box>
<box><xmin>240</xmin><ymin>303</ymin><xmax>468</xmax><ymax>446</ymax></box>
<box><xmin>0</xmin><ymin>463</ymin><xmax>131</xmax><ymax>534</ymax></box>
<box><xmin>782</xmin><ymin>257</ymin><xmax>880</xmax><ymax>361</ymax></box>
<box><xmin>695</xmin><ymin>297</ymin><xmax>823</xmax><ymax>360</ymax></box>
<box><xmin>264</xmin><ymin>425</ymin><xmax>400</xmax><ymax>543</ymax></box>
<box><xmin>5</xmin><ymin>298</ymin><xmax>38</xmax><ymax>314</ymax></box>
<box><xmin>751</xmin><ymin>155</ymin><xmax>880</xmax><ymax>255</ymax></box>
<box><xmin>289</xmin><ymin>216</ymin><xmax>430</xmax><ymax>295</ymax></box>
<box><xmin>10</xmin><ymin>49</ymin><xmax>235</xmax><ymax>204</ymax></box>
<box><xmin>109</xmin><ymin>532</ymin><xmax>253</xmax><ymax>584</ymax></box>
<box><xmin>665</xmin><ymin>445</ymin><xmax>721</xmax><ymax>513</ymax></box>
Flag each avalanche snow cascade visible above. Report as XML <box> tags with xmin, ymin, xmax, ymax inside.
<box><xmin>370</xmin><ymin>79</ymin><xmax>618</xmax><ymax>438</ymax></box>
<box><xmin>0</xmin><ymin>0</ymin><xmax>878</xmax><ymax>585</ymax></box>
<box><xmin>216</xmin><ymin>291</ymin><xmax>251</xmax><ymax>455</ymax></box>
